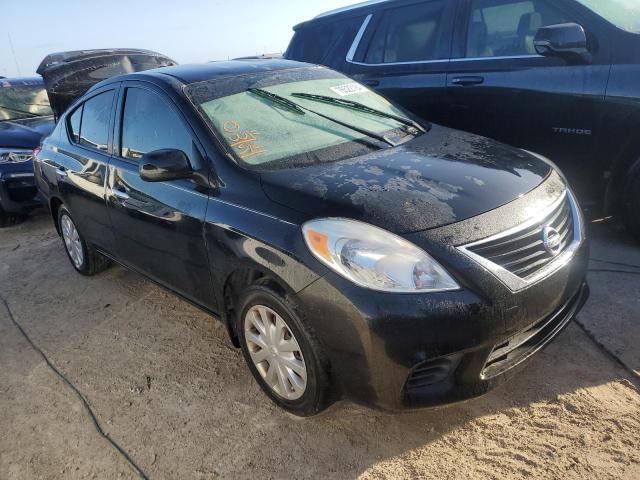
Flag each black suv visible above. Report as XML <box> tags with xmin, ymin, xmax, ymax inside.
<box><xmin>285</xmin><ymin>0</ymin><xmax>640</xmax><ymax>238</ymax></box>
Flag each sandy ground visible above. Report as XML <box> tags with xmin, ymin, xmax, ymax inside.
<box><xmin>0</xmin><ymin>211</ymin><xmax>639</xmax><ymax>480</ymax></box>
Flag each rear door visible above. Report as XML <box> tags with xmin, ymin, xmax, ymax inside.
<box><xmin>106</xmin><ymin>82</ymin><xmax>215</xmax><ymax>308</ymax></box>
<box><xmin>346</xmin><ymin>0</ymin><xmax>456</xmax><ymax>125</ymax></box>
<box><xmin>446</xmin><ymin>0</ymin><xmax>610</xmax><ymax>199</ymax></box>
<box><xmin>50</xmin><ymin>86</ymin><xmax>118</xmax><ymax>253</ymax></box>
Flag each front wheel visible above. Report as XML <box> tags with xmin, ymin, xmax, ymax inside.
<box><xmin>57</xmin><ymin>206</ymin><xmax>111</xmax><ymax>275</ymax></box>
<box><xmin>622</xmin><ymin>159</ymin><xmax>640</xmax><ymax>242</ymax></box>
<box><xmin>237</xmin><ymin>285</ymin><xmax>332</xmax><ymax>416</ymax></box>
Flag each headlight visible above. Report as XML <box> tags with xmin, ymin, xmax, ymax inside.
<box><xmin>302</xmin><ymin>218</ymin><xmax>460</xmax><ymax>293</ymax></box>
<box><xmin>0</xmin><ymin>148</ymin><xmax>34</xmax><ymax>164</ymax></box>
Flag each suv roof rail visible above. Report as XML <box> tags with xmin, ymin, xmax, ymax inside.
<box><xmin>314</xmin><ymin>0</ymin><xmax>391</xmax><ymax>19</ymax></box>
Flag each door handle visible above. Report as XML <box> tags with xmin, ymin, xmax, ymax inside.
<box><xmin>363</xmin><ymin>80</ymin><xmax>380</xmax><ymax>87</ymax></box>
<box><xmin>55</xmin><ymin>167</ymin><xmax>68</xmax><ymax>177</ymax></box>
<box><xmin>112</xmin><ymin>189</ymin><xmax>130</xmax><ymax>201</ymax></box>
<box><xmin>451</xmin><ymin>76</ymin><xmax>485</xmax><ymax>87</ymax></box>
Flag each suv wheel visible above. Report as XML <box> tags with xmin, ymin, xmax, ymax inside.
<box><xmin>622</xmin><ymin>158</ymin><xmax>640</xmax><ymax>241</ymax></box>
<box><xmin>58</xmin><ymin>206</ymin><xmax>111</xmax><ymax>275</ymax></box>
<box><xmin>237</xmin><ymin>284</ymin><xmax>332</xmax><ymax>416</ymax></box>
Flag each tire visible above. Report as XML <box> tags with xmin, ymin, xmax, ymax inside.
<box><xmin>622</xmin><ymin>159</ymin><xmax>640</xmax><ymax>242</ymax></box>
<box><xmin>236</xmin><ymin>284</ymin><xmax>332</xmax><ymax>417</ymax></box>
<box><xmin>0</xmin><ymin>206</ymin><xmax>26</xmax><ymax>228</ymax></box>
<box><xmin>57</xmin><ymin>206</ymin><xmax>111</xmax><ymax>276</ymax></box>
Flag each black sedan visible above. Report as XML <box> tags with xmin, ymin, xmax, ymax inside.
<box><xmin>34</xmin><ymin>58</ymin><xmax>589</xmax><ymax>416</ymax></box>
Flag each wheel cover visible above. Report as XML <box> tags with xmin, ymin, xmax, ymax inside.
<box><xmin>244</xmin><ymin>305</ymin><xmax>307</xmax><ymax>400</ymax></box>
<box><xmin>61</xmin><ymin>214</ymin><xmax>84</xmax><ymax>269</ymax></box>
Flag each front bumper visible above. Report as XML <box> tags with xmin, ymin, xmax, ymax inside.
<box><xmin>296</xmin><ymin>263</ymin><xmax>589</xmax><ymax>410</ymax></box>
<box><xmin>294</xmin><ymin>174</ymin><xmax>590</xmax><ymax>410</ymax></box>
<box><xmin>0</xmin><ymin>172</ymin><xmax>44</xmax><ymax>214</ymax></box>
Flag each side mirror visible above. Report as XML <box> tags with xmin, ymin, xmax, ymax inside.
<box><xmin>139</xmin><ymin>149</ymin><xmax>192</xmax><ymax>182</ymax></box>
<box><xmin>534</xmin><ymin>23</ymin><xmax>591</xmax><ymax>62</ymax></box>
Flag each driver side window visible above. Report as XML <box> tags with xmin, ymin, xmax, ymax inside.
<box><xmin>466</xmin><ymin>0</ymin><xmax>568</xmax><ymax>58</ymax></box>
<box><xmin>120</xmin><ymin>87</ymin><xmax>194</xmax><ymax>161</ymax></box>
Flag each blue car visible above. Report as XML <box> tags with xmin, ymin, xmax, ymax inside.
<box><xmin>0</xmin><ymin>77</ymin><xmax>55</xmax><ymax>226</ymax></box>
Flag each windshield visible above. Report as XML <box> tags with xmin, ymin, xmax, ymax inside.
<box><xmin>185</xmin><ymin>68</ymin><xmax>422</xmax><ymax>169</ymax></box>
<box><xmin>576</xmin><ymin>0</ymin><xmax>640</xmax><ymax>34</ymax></box>
<box><xmin>0</xmin><ymin>82</ymin><xmax>53</xmax><ymax>121</ymax></box>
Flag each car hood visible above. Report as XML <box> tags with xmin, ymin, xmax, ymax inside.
<box><xmin>0</xmin><ymin>115</ymin><xmax>55</xmax><ymax>149</ymax></box>
<box><xmin>260</xmin><ymin>125</ymin><xmax>553</xmax><ymax>234</ymax></box>
<box><xmin>36</xmin><ymin>49</ymin><xmax>176</xmax><ymax>118</ymax></box>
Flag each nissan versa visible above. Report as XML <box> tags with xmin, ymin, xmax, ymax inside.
<box><xmin>34</xmin><ymin>54</ymin><xmax>589</xmax><ymax>416</ymax></box>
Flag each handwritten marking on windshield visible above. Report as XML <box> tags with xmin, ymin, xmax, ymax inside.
<box><xmin>223</xmin><ymin>120</ymin><xmax>267</xmax><ymax>160</ymax></box>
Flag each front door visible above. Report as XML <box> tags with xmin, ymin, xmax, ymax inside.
<box><xmin>105</xmin><ymin>83</ymin><xmax>215</xmax><ymax>309</ymax></box>
<box><xmin>446</xmin><ymin>0</ymin><xmax>610</xmax><ymax>201</ymax></box>
<box><xmin>346</xmin><ymin>0</ymin><xmax>456</xmax><ymax>125</ymax></box>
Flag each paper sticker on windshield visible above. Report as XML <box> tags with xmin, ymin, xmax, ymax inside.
<box><xmin>330</xmin><ymin>83</ymin><xmax>368</xmax><ymax>97</ymax></box>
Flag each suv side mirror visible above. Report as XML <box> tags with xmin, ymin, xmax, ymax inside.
<box><xmin>139</xmin><ymin>148</ymin><xmax>192</xmax><ymax>182</ymax></box>
<box><xmin>534</xmin><ymin>23</ymin><xmax>591</xmax><ymax>62</ymax></box>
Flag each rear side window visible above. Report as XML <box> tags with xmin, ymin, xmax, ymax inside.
<box><xmin>363</xmin><ymin>0</ymin><xmax>447</xmax><ymax>64</ymax></box>
<box><xmin>465</xmin><ymin>0</ymin><xmax>568</xmax><ymax>58</ymax></box>
<box><xmin>68</xmin><ymin>105</ymin><xmax>82</xmax><ymax>143</ymax></box>
<box><xmin>78</xmin><ymin>91</ymin><xmax>114</xmax><ymax>151</ymax></box>
<box><xmin>286</xmin><ymin>15</ymin><xmax>365</xmax><ymax>67</ymax></box>
<box><xmin>120</xmin><ymin>87</ymin><xmax>193</xmax><ymax>161</ymax></box>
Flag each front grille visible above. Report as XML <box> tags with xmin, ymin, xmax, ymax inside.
<box><xmin>481</xmin><ymin>285</ymin><xmax>586</xmax><ymax>379</ymax></box>
<box><xmin>466</xmin><ymin>194</ymin><xmax>574</xmax><ymax>280</ymax></box>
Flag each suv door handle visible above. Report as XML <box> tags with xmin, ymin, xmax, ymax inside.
<box><xmin>451</xmin><ymin>76</ymin><xmax>485</xmax><ymax>87</ymax></box>
<box><xmin>55</xmin><ymin>167</ymin><xmax>67</xmax><ymax>177</ymax></box>
<box><xmin>362</xmin><ymin>80</ymin><xmax>380</xmax><ymax>87</ymax></box>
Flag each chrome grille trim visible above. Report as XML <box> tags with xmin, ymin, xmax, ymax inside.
<box><xmin>457</xmin><ymin>190</ymin><xmax>584</xmax><ymax>292</ymax></box>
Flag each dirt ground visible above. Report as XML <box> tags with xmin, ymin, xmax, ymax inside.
<box><xmin>1</xmin><ymin>211</ymin><xmax>639</xmax><ymax>480</ymax></box>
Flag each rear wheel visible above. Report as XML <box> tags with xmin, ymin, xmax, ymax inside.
<box><xmin>622</xmin><ymin>159</ymin><xmax>640</xmax><ymax>241</ymax></box>
<box><xmin>57</xmin><ymin>206</ymin><xmax>111</xmax><ymax>275</ymax></box>
<box><xmin>237</xmin><ymin>284</ymin><xmax>332</xmax><ymax>416</ymax></box>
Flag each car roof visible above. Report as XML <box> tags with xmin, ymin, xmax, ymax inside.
<box><xmin>101</xmin><ymin>59</ymin><xmax>314</xmax><ymax>87</ymax></box>
<box><xmin>0</xmin><ymin>77</ymin><xmax>45</xmax><ymax>87</ymax></box>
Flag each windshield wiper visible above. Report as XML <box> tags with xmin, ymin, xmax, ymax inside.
<box><xmin>248</xmin><ymin>88</ymin><xmax>305</xmax><ymax>115</ymax></box>
<box><xmin>290</xmin><ymin>92</ymin><xmax>427</xmax><ymax>133</ymax></box>
<box><xmin>248</xmin><ymin>88</ymin><xmax>398</xmax><ymax>147</ymax></box>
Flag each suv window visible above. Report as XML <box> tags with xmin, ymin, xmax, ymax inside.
<box><xmin>466</xmin><ymin>0</ymin><xmax>568</xmax><ymax>58</ymax></box>
<box><xmin>78</xmin><ymin>91</ymin><xmax>114</xmax><ymax>151</ymax></box>
<box><xmin>120</xmin><ymin>88</ymin><xmax>193</xmax><ymax>161</ymax></box>
<box><xmin>363</xmin><ymin>0</ymin><xmax>446</xmax><ymax>64</ymax></box>
<box><xmin>287</xmin><ymin>16</ymin><xmax>366</xmax><ymax>66</ymax></box>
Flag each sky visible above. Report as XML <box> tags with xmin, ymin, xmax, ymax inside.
<box><xmin>0</xmin><ymin>0</ymin><xmax>365</xmax><ymax>78</ymax></box>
